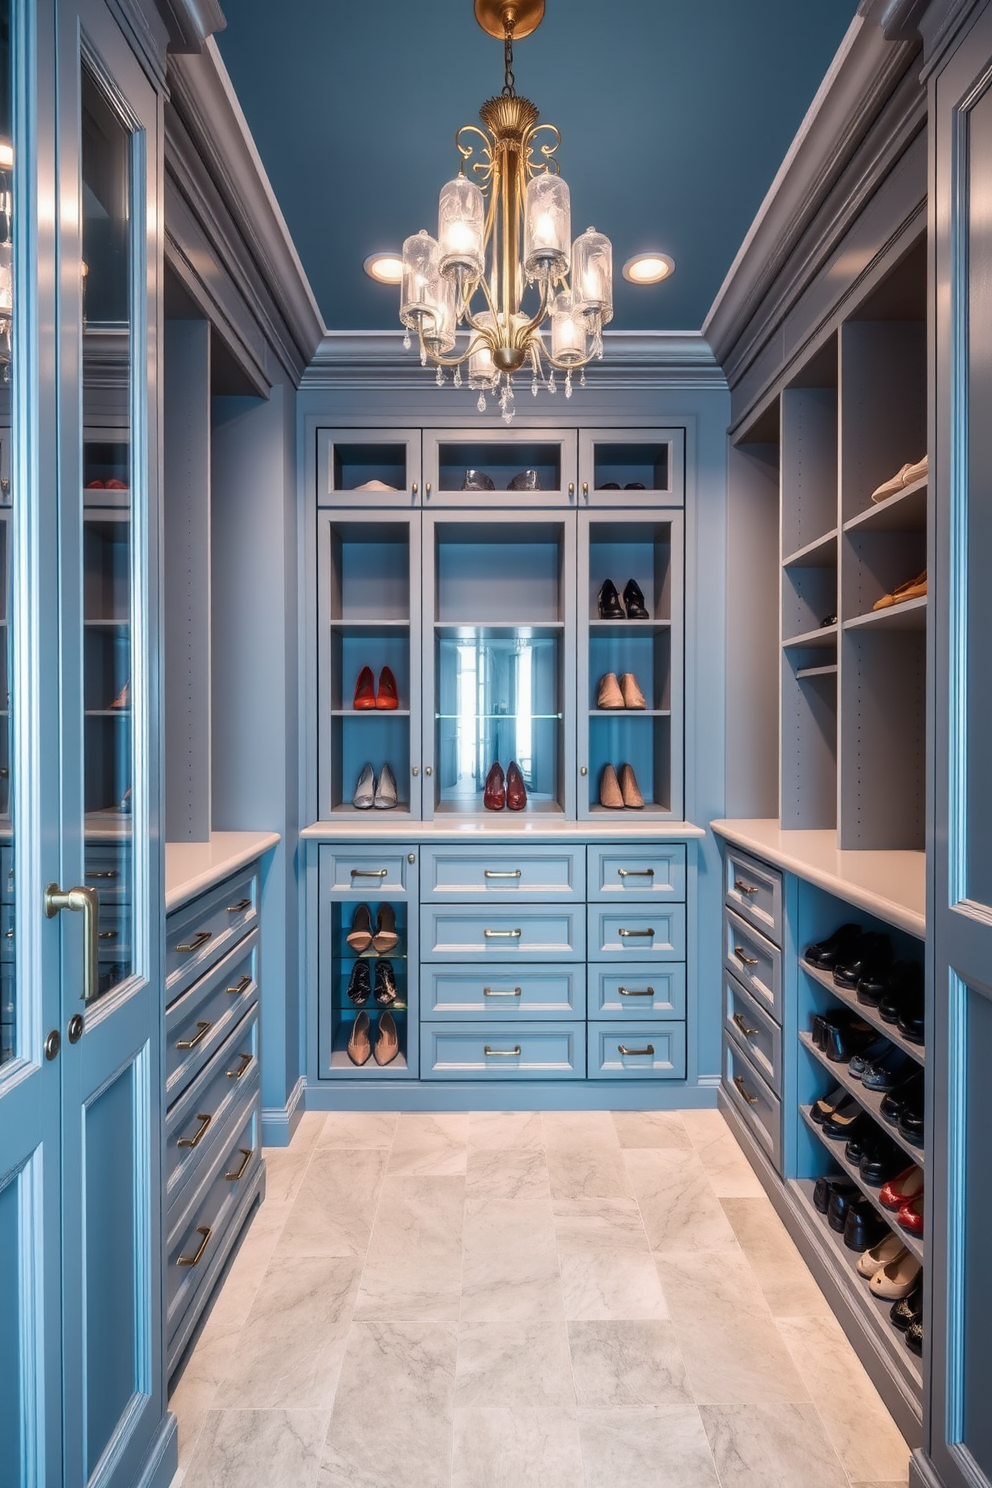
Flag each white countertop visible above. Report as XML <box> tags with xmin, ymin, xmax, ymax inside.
<box><xmin>300</xmin><ymin>818</ymin><xmax>706</xmax><ymax>842</ymax></box>
<box><xmin>165</xmin><ymin>831</ymin><xmax>281</xmax><ymax>911</ymax></box>
<box><xmin>710</xmin><ymin>819</ymin><xmax>925</xmax><ymax>938</ymax></box>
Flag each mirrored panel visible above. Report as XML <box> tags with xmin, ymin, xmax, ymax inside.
<box><xmin>0</xmin><ymin>0</ymin><xmax>14</xmax><ymax>1065</ymax></box>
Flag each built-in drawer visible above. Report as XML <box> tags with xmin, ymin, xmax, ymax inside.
<box><xmin>724</xmin><ymin>969</ymin><xmax>781</xmax><ymax>1095</ymax></box>
<box><xmin>587</xmin><ymin>843</ymin><xmax>686</xmax><ymax>901</ymax></box>
<box><xmin>165</xmin><ymin>933</ymin><xmax>259</xmax><ymax>1103</ymax></box>
<box><xmin>588</xmin><ymin>905</ymin><xmax>686</xmax><ymax>960</ymax></box>
<box><xmin>421</xmin><ymin>845</ymin><xmax>583</xmax><ymax>900</ymax></box>
<box><xmin>166</xmin><ymin>867</ymin><xmax>258</xmax><ymax>1005</ymax></box>
<box><xmin>166</xmin><ymin>1096</ymin><xmax>261</xmax><ymax>1345</ymax></box>
<box><xmin>724</xmin><ymin>847</ymin><xmax>782</xmax><ymax>946</ymax></box>
<box><xmin>420</xmin><ymin>906</ymin><xmax>584</xmax><ymax>961</ymax></box>
<box><xmin>587</xmin><ymin>1022</ymin><xmax>686</xmax><ymax>1079</ymax></box>
<box><xmin>422</xmin><ymin>965</ymin><xmax>585</xmax><ymax>1019</ymax></box>
<box><xmin>589</xmin><ymin>962</ymin><xmax>686</xmax><ymax>1020</ymax></box>
<box><xmin>420</xmin><ymin>1022</ymin><xmax>584</xmax><ymax>1079</ymax></box>
<box><xmin>723</xmin><ymin>1037</ymin><xmax>782</xmax><ymax>1173</ymax></box>
<box><xmin>83</xmin><ymin>843</ymin><xmax>130</xmax><ymax>903</ymax></box>
<box><xmin>0</xmin><ymin>902</ymin><xmax>13</xmax><ymax>962</ymax></box>
<box><xmin>321</xmin><ymin>844</ymin><xmax>414</xmax><ymax>896</ymax></box>
<box><xmin>95</xmin><ymin>901</ymin><xmax>131</xmax><ymax>964</ymax></box>
<box><xmin>723</xmin><ymin>907</ymin><xmax>781</xmax><ymax>1022</ymax></box>
<box><xmin>0</xmin><ymin>846</ymin><xmax>12</xmax><ymax>903</ymax></box>
<box><xmin>166</xmin><ymin>1005</ymin><xmax>260</xmax><ymax>1217</ymax></box>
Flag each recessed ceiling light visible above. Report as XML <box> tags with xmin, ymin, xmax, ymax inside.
<box><xmin>364</xmin><ymin>252</ymin><xmax>404</xmax><ymax>285</ymax></box>
<box><xmin>623</xmin><ymin>252</ymin><xmax>675</xmax><ymax>285</ymax></box>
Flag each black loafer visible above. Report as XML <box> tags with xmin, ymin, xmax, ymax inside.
<box><xmin>906</xmin><ymin>1318</ymin><xmax>924</xmax><ymax>1356</ymax></box>
<box><xmin>833</xmin><ymin>932</ymin><xmax>893</xmax><ymax>990</ymax></box>
<box><xmin>890</xmin><ymin>1281</ymin><xmax>923</xmax><ymax>1332</ymax></box>
<box><xmin>811</xmin><ymin>1086</ymin><xmax>848</xmax><ymax>1125</ymax></box>
<box><xmin>860</xmin><ymin>1135</ymin><xmax>909</xmax><ymax>1187</ymax></box>
<box><xmin>844</xmin><ymin>1199</ymin><xmax>890</xmax><ymax>1252</ymax></box>
<box><xmin>804</xmin><ymin>923</ymin><xmax>862</xmax><ymax>970</ymax></box>
<box><xmin>845</xmin><ymin>1128</ymin><xmax>871</xmax><ymax>1165</ymax></box>
<box><xmin>896</xmin><ymin>975</ymin><xmax>925</xmax><ymax>1044</ymax></box>
<box><xmin>822</xmin><ymin>1097</ymin><xmax>867</xmax><ymax>1139</ymax></box>
<box><xmin>899</xmin><ymin>1103</ymin><xmax>925</xmax><ymax>1149</ymax></box>
<box><xmin>862</xmin><ymin>1047</ymin><xmax>913</xmax><ymax>1091</ymax></box>
<box><xmin>881</xmin><ymin>1071</ymin><xmax>924</xmax><ymax>1128</ymax></box>
<box><xmin>828</xmin><ymin>1184</ymin><xmax>861</xmax><ymax>1232</ymax></box>
<box><xmin>849</xmin><ymin>1035</ymin><xmax>893</xmax><ymax>1079</ymax></box>
<box><xmin>811</xmin><ymin>1014</ymin><xmax>827</xmax><ymax>1051</ymax></box>
<box><xmin>814</xmin><ymin>1174</ymin><xmax>857</xmax><ymax>1214</ymax></box>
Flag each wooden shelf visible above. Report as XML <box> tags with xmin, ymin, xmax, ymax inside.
<box><xmin>330</xmin><ymin>709</ymin><xmax>411</xmax><ymax>718</ymax></box>
<box><xmin>783</xmin><ymin>623</ymin><xmax>837</xmax><ymax>650</ymax></box>
<box><xmin>799</xmin><ymin>1030</ymin><xmax>925</xmax><ymax>1168</ymax></box>
<box><xmin>800</xmin><ymin>1105</ymin><xmax>924</xmax><ymax>1264</ymax></box>
<box><xmin>843</xmin><ymin>476</ymin><xmax>927</xmax><ymax>535</ymax></box>
<box><xmin>782</xmin><ymin>528</ymin><xmax>838</xmax><ymax>568</ymax></box>
<box><xmin>802</xmin><ymin>957</ymin><xmax>924</xmax><ymax>1065</ymax></box>
<box><xmin>588</xmin><ymin>708</ymin><xmax>671</xmax><ymax>717</ymax></box>
<box><xmin>330</xmin><ymin>618</ymin><xmax>410</xmax><ymax>630</ymax></box>
<box><xmin>844</xmin><ymin>596</ymin><xmax>926</xmax><ymax>632</ymax></box>
<box><xmin>796</xmin><ymin>663</ymin><xmax>837</xmax><ymax>680</ymax></box>
<box><xmin>589</xmin><ymin>618</ymin><xmax>670</xmax><ymax>631</ymax></box>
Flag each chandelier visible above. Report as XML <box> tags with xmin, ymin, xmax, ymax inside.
<box><xmin>399</xmin><ymin>0</ymin><xmax>613</xmax><ymax>422</ymax></box>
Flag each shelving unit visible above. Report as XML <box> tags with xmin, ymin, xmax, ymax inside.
<box><xmin>319</xmin><ymin>881</ymin><xmax>418</xmax><ymax>1081</ymax></box>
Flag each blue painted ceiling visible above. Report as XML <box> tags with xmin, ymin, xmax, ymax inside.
<box><xmin>217</xmin><ymin>0</ymin><xmax>858</xmax><ymax>334</ymax></box>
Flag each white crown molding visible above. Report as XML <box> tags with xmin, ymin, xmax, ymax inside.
<box><xmin>301</xmin><ymin>329</ymin><xmax>725</xmax><ymax>391</ymax></box>
<box><xmin>155</xmin><ymin>0</ymin><xmax>226</xmax><ymax>53</ymax></box>
<box><xmin>917</xmin><ymin>0</ymin><xmax>988</xmax><ymax>77</ymax></box>
<box><xmin>703</xmin><ymin>13</ymin><xmax>924</xmax><ymax>377</ymax></box>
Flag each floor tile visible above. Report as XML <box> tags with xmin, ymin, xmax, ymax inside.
<box><xmin>700</xmin><ymin>1402</ymin><xmax>849</xmax><ymax>1488</ymax></box>
<box><xmin>680</xmin><ymin>1109</ymin><xmax>765</xmax><ymax>1198</ymax></box>
<box><xmin>543</xmin><ymin>1111</ymin><xmax>634</xmax><ymax>1200</ymax></box>
<box><xmin>451</xmin><ymin>1408</ymin><xmax>584</xmax><ymax>1488</ymax></box>
<box><xmin>578</xmin><ymin>1405</ymin><xmax>721</xmax><ymax>1488</ymax></box>
<box><xmin>721</xmin><ymin>1196</ymin><xmax>832</xmax><ymax>1318</ymax></box>
<box><xmin>213</xmin><ymin>1255</ymin><xmax>359</xmax><ymax>1409</ymax></box>
<box><xmin>560</xmin><ymin>1248</ymin><xmax>669</xmax><ymax>1320</ymax></box>
<box><xmin>662</xmin><ymin>1249</ymin><xmax>810</xmax><ymax>1403</ymax></box>
<box><xmin>455</xmin><ymin>1320</ymin><xmax>575</xmax><ymax>1410</ymax></box>
<box><xmin>276</xmin><ymin>1149</ymin><xmax>386</xmax><ymax>1258</ymax></box>
<box><xmin>625</xmin><ymin>1147</ymin><xmax>739</xmax><ymax>1255</ymax></box>
<box><xmin>387</xmin><ymin>1112</ymin><xmax>469</xmax><ymax>1176</ymax></box>
<box><xmin>181</xmin><ymin>1409</ymin><xmax>329</xmax><ymax>1488</ymax></box>
<box><xmin>355</xmin><ymin>1175</ymin><xmax>465</xmax><ymax>1321</ymax></box>
<box><xmin>318</xmin><ymin>1321</ymin><xmax>457</xmax><ymax>1488</ymax></box>
<box><xmin>169</xmin><ymin>1321</ymin><xmax>238</xmax><ymax>1480</ymax></box>
<box><xmin>316</xmin><ymin>1111</ymin><xmax>397</xmax><ymax>1149</ymax></box>
<box><xmin>465</xmin><ymin>1145</ymin><xmax>550</xmax><ymax>1202</ymax></box>
<box><xmin>467</xmin><ymin>1111</ymin><xmax>545</xmax><ymax>1151</ymax></box>
<box><xmin>552</xmin><ymin>1197</ymin><xmax>649</xmax><ymax>1254</ymax></box>
<box><xmin>778</xmin><ymin>1315</ymin><xmax>911</xmax><ymax>1482</ymax></box>
<box><xmin>461</xmin><ymin>1197</ymin><xmax>563</xmax><ymax>1321</ymax></box>
<box><xmin>568</xmin><ymin>1320</ymin><xmax>691</xmax><ymax>1407</ymax></box>
<box><xmin>260</xmin><ymin>1143</ymin><xmax>315</xmax><ymax>1211</ymax></box>
<box><xmin>611</xmin><ymin>1110</ymin><xmax>692</xmax><ymax>1149</ymax></box>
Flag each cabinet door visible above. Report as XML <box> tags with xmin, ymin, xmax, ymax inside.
<box><xmin>578</xmin><ymin>427</ymin><xmax>685</xmax><ymax>507</ymax></box>
<box><xmin>422</xmin><ymin>427</ymin><xmax>578</xmax><ymax>508</ymax></box>
<box><xmin>316</xmin><ymin>427</ymin><xmax>422</xmax><ymax>508</ymax></box>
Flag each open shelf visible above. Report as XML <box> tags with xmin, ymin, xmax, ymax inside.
<box><xmin>796</xmin><ymin>663</ymin><xmax>837</xmax><ymax>680</ymax></box>
<box><xmin>800</xmin><ymin>1105</ymin><xmax>924</xmax><ymax>1264</ymax></box>
<box><xmin>844</xmin><ymin>598</ymin><xmax>927</xmax><ymax>633</ymax></box>
<box><xmin>783</xmin><ymin>529</ymin><xmax>838</xmax><ymax>568</ymax></box>
<box><xmin>844</xmin><ymin>476</ymin><xmax>927</xmax><ymax>535</ymax></box>
<box><xmin>799</xmin><ymin>1031</ymin><xmax>925</xmax><ymax>1167</ymax></box>
<box><xmin>801</xmin><ymin>958</ymin><xmax>924</xmax><ymax>1064</ymax></box>
<box><xmin>783</xmin><ymin>624</ymin><xmax>837</xmax><ymax>650</ymax></box>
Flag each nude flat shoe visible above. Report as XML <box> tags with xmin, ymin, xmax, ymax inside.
<box><xmin>869</xmin><ymin>1251</ymin><xmax>922</xmax><ymax>1300</ymax></box>
<box><xmin>374</xmin><ymin>1010</ymin><xmax>400</xmax><ymax>1066</ymax></box>
<box><xmin>902</xmin><ymin>454</ymin><xmax>928</xmax><ymax>485</ymax></box>
<box><xmin>619</xmin><ymin>672</ymin><xmax>646</xmax><ymax>709</ymax></box>
<box><xmin>347</xmin><ymin>1010</ymin><xmax>371</xmax><ymax>1066</ymax></box>
<box><xmin>599</xmin><ymin>763</ymin><xmax>623</xmax><ymax>809</ymax></box>
<box><xmin>619</xmin><ymin>762</ymin><xmax>644</xmax><ymax>809</ymax></box>
<box><xmin>871</xmin><ymin>463</ymin><xmax>914</xmax><ymax>503</ymax></box>
<box><xmin>856</xmin><ymin>1231</ymin><xmax>907</xmax><ymax>1278</ymax></box>
<box><xmin>872</xmin><ymin>569</ymin><xmax>927</xmax><ymax>611</ymax></box>
<box><xmin>597</xmin><ymin>672</ymin><xmax>624</xmax><ymax>709</ymax></box>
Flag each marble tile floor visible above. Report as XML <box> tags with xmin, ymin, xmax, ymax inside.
<box><xmin>169</xmin><ymin>1108</ymin><xmax>911</xmax><ymax>1488</ymax></box>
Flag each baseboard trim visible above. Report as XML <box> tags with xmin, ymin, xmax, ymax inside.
<box><xmin>133</xmin><ymin>1412</ymin><xmax>178</xmax><ymax>1488</ymax></box>
<box><xmin>909</xmin><ymin>1450</ymin><xmax>947</xmax><ymax>1488</ymax></box>
<box><xmin>301</xmin><ymin>1080</ymin><xmax>721</xmax><ymax>1114</ymax></box>
<box><xmin>262</xmin><ymin>1076</ymin><xmax>306</xmax><ymax>1146</ymax></box>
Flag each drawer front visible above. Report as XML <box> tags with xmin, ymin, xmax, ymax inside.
<box><xmin>422</xmin><ymin>965</ymin><xmax>585</xmax><ymax>1019</ymax></box>
<box><xmin>421</xmin><ymin>845</ymin><xmax>583</xmax><ymax>901</ymax></box>
<box><xmin>588</xmin><ymin>905</ymin><xmax>686</xmax><ymax>960</ymax></box>
<box><xmin>0</xmin><ymin>846</ymin><xmax>12</xmax><ymax>903</ymax></box>
<box><xmin>421</xmin><ymin>906</ymin><xmax>584</xmax><ymax>961</ymax></box>
<box><xmin>166</xmin><ymin>934</ymin><xmax>259</xmax><ymax>1102</ymax></box>
<box><xmin>420</xmin><ymin>1022</ymin><xmax>584</xmax><ymax>1079</ymax></box>
<box><xmin>322</xmin><ymin>844</ymin><xmax>413</xmax><ymax>896</ymax></box>
<box><xmin>589</xmin><ymin>962</ymin><xmax>686</xmax><ymax>1020</ymax></box>
<box><xmin>166</xmin><ymin>1005</ymin><xmax>260</xmax><ymax>1214</ymax></box>
<box><xmin>167</xmin><ymin>1097</ymin><xmax>261</xmax><ymax>1339</ymax></box>
<box><xmin>587</xmin><ymin>843</ymin><xmax>686</xmax><ymax>901</ymax></box>
<box><xmin>166</xmin><ymin>866</ymin><xmax>259</xmax><ymax>1004</ymax></box>
<box><xmin>723</xmin><ymin>908</ymin><xmax>781</xmax><ymax>1022</ymax></box>
<box><xmin>724</xmin><ymin>970</ymin><xmax>781</xmax><ymax>1095</ymax></box>
<box><xmin>84</xmin><ymin>844</ymin><xmax>130</xmax><ymax>903</ymax></box>
<box><xmin>0</xmin><ymin>902</ymin><xmax>13</xmax><ymax>962</ymax></box>
<box><xmin>723</xmin><ymin>1038</ymin><xmax>782</xmax><ymax>1173</ymax></box>
<box><xmin>587</xmin><ymin>1023</ymin><xmax>686</xmax><ymax>1079</ymax></box>
<box><xmin>96</xmin><ymin>901</ymin><xmax>131</xmax><ymax>966</ymax></box>
<box><xmin>724</xmin><ymin>847</ymin><xmax>782</xmax><ymax>945</ymax></box>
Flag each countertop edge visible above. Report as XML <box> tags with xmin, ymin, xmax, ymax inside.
<box><xmin>165</xmin><ymin>831</ymin><xmax>282</xmax><ymax>910</ymax></box>
<box><xmin>299</xmin><ymin>820</ymin><xmax>708</xmax><ymax>842</ymax></box>
<box><xmin>710</xmin><ymin>819</ymin><xmax>926</xmax><ymax>938</ymax></box>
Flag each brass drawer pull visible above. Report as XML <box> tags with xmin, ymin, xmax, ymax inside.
<box><xmin>734</xmin><ymin>946</ymin><xmax>759</xmax><ymax>966</ymax></box>
<box><xmin>177</xmin><ymin>1112</ymin><xmax>212</xmax><ymax>1149</ymax></box>
<box><xmin>484</xmin><ymin>1045</ymin><xmax>522</xmax><ymax>1056</ymax></box>
<box><xmin>618</xmin><ymin>927</ymin><xmax>654</xmax><ymax>938</ymax></box>
<box><xmin>732</xmin><ymin>1012</ymin><xmax>758</xmax><ymax>1038</ymax></box>
<box><xmin>176</xmin><ymin>929</ymin><xmax>212</xmax><ymax>953</ymax></box>
<box><xmin>617</xmin><ymin>867</ymin><xmax>655</xmax><ymax>878</ymax></box>
<box><xmin>177</xmin><ymin>1226</ymin><xmax>211</xmax><ymax>1268</ymax></box>
<box><xmin>87</xmin><ymin>869</ymin><xmax>119</xmax><ymax>879</ymax></box>
<box><xmin>226</xmin><ymin>974</ymin><xmax>252</xmax><ymax>996</ymax></box>
<box><xmin>484</xmin><ymin>869</ymin><xmax>522</xmax><ymax>879</ymax></box>
<box><xmin>350</xmin><ymin>867</ymin><xmax>388</xmax><ymax>878</ymax></box>
<box><xmin>734</xmin><ymin>879</ymin><xmax>759</xmax><ymax>896</ymax></box>
<box><xmin>484</xmin><ymin>986</ymin><xmax>523</xmax><ymax>997</ymax></box>
<box><xmin>225</xmin><ymin>1147</ymin><xmax>253</xmax><ymax>1182</ymax></box>
<box><xmin>227</xmin><ymin>897</ymin><xmax>252</xmax><ymax>913</ymax></box>
<box><xmin>619</xmin><ymin>1043</ymin><xmax>655</xmax><ymax>1056</ymax></box>
<box><xmin>733</xmin><ymin>1074</ymin><xmax>758</xmax><ymax>1106</ymax></box>
<box><xmin>226</xmin><ymin>1052</ymin><xmax>253</xmax><ymax>1080</ymax></box>
<box><xmin>618</xmin><ymin>986</ymin><xmax>654</xmax><ymax>997</ymax></box>
<box><xmin>176</xmin><ymin>1019</ymin><xmax>212</xmax><ymax>1050</ymax></box>
<box><xmin>484</xmin><ymin>928</ymin><xmax>522</xmax><ymax>938</ymax></box>
<box><xmin>98</xmin><ymin>929</ymin><xmax>118</xmax><ymax>940</ymax></box>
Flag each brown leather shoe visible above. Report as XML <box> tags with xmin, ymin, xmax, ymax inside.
<box><xmin>599</xmin><ymin>763</ymin><xmax>623</xmax><ymax>809</ymax></box>
<box><xmin>873</xmin><ymin>569</ymin><xmax>927</xmax><ymax>610</ymax></box>
<box><xmin>347</xmin><ymin>1011</ymin><xmax>371</xmax><ymax>1066</ymax></box>
<box><xmin>619</xmin><ymin>763</ymin><xmax>644</xmax><ymax>808</ymax></box>
<box><xmin>506</xmin><ymin>760</ymin><xmax>527</xmax><ymax>810</ymax></box>
<box><xmin>619</xmin><ymin>673</ymin><xmax>646</xmax><ymax>709</ymax></box>
<box><xmin>483</xmin><ymin>761</ymin><xmax>505</xmax><ymax>810</ymax></box>
<box><xmin>597</xmin><ymin>672</ymin><xmax>624</xmax><ymax>709</ymax></box>
<box><xmin>374</xmin><ymin>1010</ymin><xmax>400</xmax><ymax>1066</ymax></box>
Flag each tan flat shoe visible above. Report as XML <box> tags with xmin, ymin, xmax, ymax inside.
<box><xmin>347</xmin><ymin>1010</ymin><xmax>371</xmax><ymax>1066</ymax></box>
<box><xmin>869</xmin><ymin>1251</ymin><xmax>921</xmax><ymax>1300</ymax></box>
<box><xmin>902</xmin><ymin>454</ymin><xmax>928</xmax><ymax>485</ymax></box>
<box><xmin>599</xmin><ymin>763</ymin><xmax>623</xmax><ymax>809</ymax></box>
<box><xmin>870</xmin><ymin>462</ymin><xmax>914</xmax><ymax>503</ymax></box>
<box><xmin>619</xmin><ymin>672</ymin><xmax>646</xmax><ymax>709</ymax></box>
<box><xmin>619</xmin><ymin>762</ymin><xmax>644</xmax><ymax>809</ymax></box>
<box><xmin>873</xmin><ymin>569</ymin><xmax>927</xmax><ymax>611</ymax></box>
<box><xmin>856</xmin><ymin>1232</ymin><xmax>906</xmax><ymax>1279</ymax></box>
<box><xmin>374</xmin><ymin>1010</ymin><xmax>400</xmax><ymax>1066</ymax></box>
<box><xmin>597</xmin><ymin>672</ymin><xmax>624</xmax><ymax>709</ymax></box>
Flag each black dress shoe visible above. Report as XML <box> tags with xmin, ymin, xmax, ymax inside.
<box><xmin>860</xmin><ymin>1134</ymin><xmax>909</xmax><ymax>1187</ymax></box>
<box><xmin>828</xmin><ymin>1184</ymin><xmax>861</xmax><ymax>1233</ymax></box>
<box><xmin>597</xmin><ymin>579</ymin><xmax>625</xmax><ymax>618</ymax></box>
<box><xmin>849</xmin><ymin>1035</ymin><xmax>893</xmax><ymax>1079</ymax></box>
<box><xmin>897</xmin><ymin>982</ymin><xmax>925</xmax><ymax>1045</ymax></box>
<box><xmin>623</xmin><ymin>578</ymin><xmax>649</xmax><ymax>618</ymax></box>
<box><xmin>906</xmin><ymin>1318</ymin><xmax>924</xmax><ymax>1356</ymax></box>
<box><xmin>811</xmin><ymin>1014</ymin><xmax>827</xmax><ymax>1050</ymax></box>
<box><xmin>833</xmin><ymin>931</ymin><xmax>893</xmax><ymax>990</ymax></box>
<box><xmin>814</xmin><ymin>1174</ymin><xmax>856</xmax><ymax>1214</ymax></box>
<box><xmin>822</xmin><ymin>1097</ymin><xmax>868</xmax><ymax>1139</ymax></box>
<box><xmin>879</xmin><ymin>960</ymin><xmax>923</xmax><ymax>1023</ymax></box>
<box><xmin>881</xmin><ymin>1071</ymin><xmax>924</xmax><ymax>1128</ymax></box>
<box><xmin>844</xmin><ymin>1199</ymin><xmax>890</xmax><ymax>1252</ymax></box>
<box><xmin>824</xmin><ymin>1015</ymin><xmax>877</xmax><ymax>1064</ymax></box>
<box><xmin>898</xmin><ymin>1098</ymin><xmax>925</xmax><ymax>1149</ymax></box>
<box><xmin>890</xmin><ymin>1281</ymin><xmax>923</xmax><ymax>1332</ymax></box>
<box><xmin>811</xmin><ymin>1086</ymin><xmax>847</xmax><ymax>1125</ymax></box>
<box><xmin>861</xmin><ymin>1046</ymin><xmax>913</xmax><ymax>1091</ymax></box>
<box><xmin>845</xmin><ymin>1127</ymin><xmax>871</xmax><ymax>1165</ymax></box>
<box><xmin>804</xmin><ymin>923</ymin><xmax>862</xmax><ymax>970</ymax></box>
<box><xmin>346</xmin><ymin>959</ymin><xmax>371</xmax><ymax>1006</ymax></box>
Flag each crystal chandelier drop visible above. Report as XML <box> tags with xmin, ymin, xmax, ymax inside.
<box><xmin>399</xmin><ymin>0</ymin><xmax>613</xmax><ymax>423</ymax></box>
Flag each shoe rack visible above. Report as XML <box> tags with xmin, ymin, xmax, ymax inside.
<box><xmin>319</xmin><ymin>893</ymin><xmax>418</xmax><ymax>1078</ymax></box>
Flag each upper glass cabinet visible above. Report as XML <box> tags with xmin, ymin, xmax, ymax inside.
<box><xmin>578</xmin><ymin>428</ymin><xmax>685</xmax><ymax>507</ymax></box>
<box><xmin>317</xmin><ymin>427</ymin><xmax>422</xmax><ymax>508</ymax></box>
<box><xmin>423</xmin><ymin>428</ymin><xmax>579</xmax><ymax>507</ymax></box>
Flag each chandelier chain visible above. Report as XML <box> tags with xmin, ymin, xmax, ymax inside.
<box><xmin>502</xmin><ymin>30</ymin><xmax>515</xmax><ymax>96</ymax></box>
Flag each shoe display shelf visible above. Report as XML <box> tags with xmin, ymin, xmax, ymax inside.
<box><xmin>83</xmin><ymin>429</ymin><xmax>131</xmax><ymax>508</ymax></box>
<box><xmin>317</xmin><ymin>427</ymin><xmax>422</xmax><ymax>508</ymax></box>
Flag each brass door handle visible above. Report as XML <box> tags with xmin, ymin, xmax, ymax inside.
<box><xmin>484</xmin><ymin>869</ymin><xmax>522</xmax><ymax>879</ymax></box>
<box><xmin>734</xmin><ymin>879</ymin><xmax>759</xmax><ymax>895</ymax></box>
<box><xmin>618</xmin><ymin>986</ymin><xmax>654</xmax><ymax>997</ymax></box>
<box><xmin>176</xmin><ymin>1019</ymin><xmax>212</xmax><ymax>1050</ymax></box>
<box><xmin>617</xmin><ymin>867</ymin><xmax>655</xmax><ymax>878</ymax></box>
<box><xmin>734</xmin><ymin>946</ymin><xmax>759</xmax><ymax>966</ymax></box>
<box><xmin>483</xmin><ymin>986</ymin><xmax>522</xmax><ymax>997</ymax></box>
<box><xmin>485</xmin><ymin>1045</ymin><xmax>522</xmax><ymax>1056</ymax></box>
<box><xmin>732</xmin><ymin>1012</ymin><xmax>758</xmax><ymax>1038</ymax></box>
<box><xmin>177</xmin><ymin>1112</ymin><xmax>212</xmax><ymax>1149</ymax></box>
<box><xmin>176</xmin><ymin>929</ymin><xmax>212</xmax><ymax>953</ymax></box>
<box><xmin>225</xmin><ymin>1148</ymin><xmax>253</xmax><ymax>1182</ymax></box>
<box><xmin>734</xmin><ymin>1074</ymin><xmax>758</xmax><ymax>1105</ymax></box>
<box><xmin>483</xmin><ymin>928</ymin><xmax>521</xmax><ymax>938</ymax></box>
<box><xmin>350</xmin><ymin>868</ymin><xmax>388</xmax><ymax>878</ymax></box>
<box><xmin>226</xmin><ymin>1052</ymin><xmax>253</xmax><ymax>1080</ymax></box>
<box><xmin>618</xmin><ymin>927</ymin><xmax>654</xmax><ymax>938</ymax></box>
<box><xmin>227</xmin><ymin>898</ymin><xmax>251</xmax><ymax>913</ymax></box>
<box><xmin>98</xmin><ymin>929</ymin><xmax>118</xmax><ymax>940</ymax></box>
<box><xmin>45</xmin><ymin>883</ymin><xmax>99</xmax><ymax>1004</ymax></box>
<box><xmin>226</xmin><ymin>974</ymin><xmax>252</xmax><ymax>996</ymax></box>
<box><xmin>177</xmin><ymin>1226</ymin><xmax>211</xmax><ymax>1268</ymax></box>
<box><xmin>619</xmin><ymin>1043</ymin><xmax>655</xmax><ymax>1056</ymax></box>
